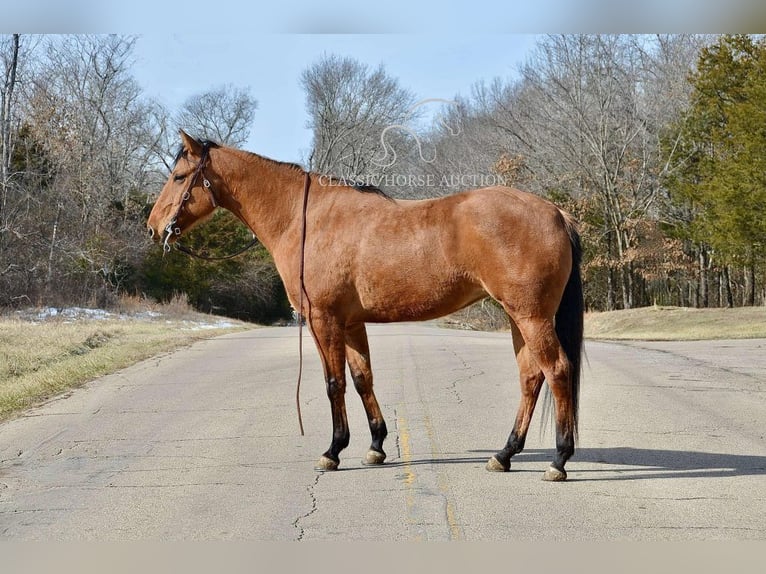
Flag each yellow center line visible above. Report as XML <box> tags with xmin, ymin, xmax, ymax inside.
<box><xmin>423</xmin><ymin>414</ymin><xmax>463</xmax><ymax>541</ymax></box>
<box><xmin>396</xmin><ymin>412</ymin><xmax>422</xmax><ymax>541</ymax></box>
<box><xmin>397</xmin><ymin>413</ymin><xmax>416</xmax><ymax>486</ymax></box>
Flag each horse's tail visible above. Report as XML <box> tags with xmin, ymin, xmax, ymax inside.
<box><xmin>542</xmin><ymin>210</ymin><xmax>584</xmax><ymax>442</ymax></box>
<box><xmin>555</xmin><ymin>210</ymin><xmax>584</xmax><ymax>440</ymax></box>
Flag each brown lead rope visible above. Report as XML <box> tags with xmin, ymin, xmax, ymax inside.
<box><xmin>174</xmin><ymin>235</ymin><xmax>259</xmax><ymax>261</ymax></box>
<box><xmin>296</xmin><ymin>171</ymin><xmax>312</xmax><ymax>436</ymax></box>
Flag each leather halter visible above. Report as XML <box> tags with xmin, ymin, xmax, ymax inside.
<box><xmin>164</xmin><ymin>142</ymin><xmax>258</xmax><ymax>261</ymax></box>
<box><xmin>164</xmin><ymin>142</ymin><xmax>215</xmax><ymax>252</ymax></box>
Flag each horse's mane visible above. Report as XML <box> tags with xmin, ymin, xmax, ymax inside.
<box><xmin>353</xmin><ymin>183</ymin><xmax>390</xmax><ymax>198</ymax></box>
<box><xmin>175</xmin><ymin>136</ymin><xmax>390</xmax><ymax>198</ymax></box>
<box><xmin>317</xmin><ymin>174</ymin><xmax>392</xmax><ymax>199</ymax></box>
<box><xmin>246</xmin><ymin>149</ymin><xmax>305</xmax><ymax>174</ymax></box>
<box><xmin>251</xmin><ymin>150</ymin><xmax>392</xmax><ymax>199</ymax></box>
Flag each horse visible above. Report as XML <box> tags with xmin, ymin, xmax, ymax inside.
<box><xmin>147</xmin><ymin>131</ymin><xmax>584</xmax><ymax>481</ymax></box>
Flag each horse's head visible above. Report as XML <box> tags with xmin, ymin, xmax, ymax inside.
<box><xmin>147</xmin><ymin>131</ymin><xmax>221</xmax><ymax>250</ymax></box>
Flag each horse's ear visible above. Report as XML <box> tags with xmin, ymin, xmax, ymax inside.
<box><xmin>179</xmin><ymin>130</ymin><xmax>203</xmax><ymax>157</ymax></box>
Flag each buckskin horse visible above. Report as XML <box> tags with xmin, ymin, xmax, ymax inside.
<box><xmin>147</xmin><ymin>131</ymin><xmax>584</xmax><ymax>481</ymax></box>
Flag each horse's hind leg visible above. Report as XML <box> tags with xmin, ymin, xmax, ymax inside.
<box><xmin>487</xmin><ymin>319</ymin><xmax>545</xmax><ymax>472</ymax></box>
<box><xmin>513</xmin><ymin>316</ymin><xmax>575</xmax><ymax>481</ymax></box>
<box><xmin>345</xmin><ymin>322</ymin><xmax>388</xmax><ymax>465</ymax></box>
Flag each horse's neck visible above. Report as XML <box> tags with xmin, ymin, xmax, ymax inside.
<box><xmin>218</xmin><ymin>151</ymin><xmax>305</xmax><ymax>255</ymax></box>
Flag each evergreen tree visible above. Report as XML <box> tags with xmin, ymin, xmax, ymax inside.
<box><xmin>665</xmin><ymin>35</ymin><xmax>766</xmax><ymax>304</ymax></box>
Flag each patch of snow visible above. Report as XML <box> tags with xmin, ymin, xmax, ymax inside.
<box><xmin>17</xmin><ymin>306</ymin><xmax>114</xmax><ymax>323</ymax></box>
<box><xmin>63</xmin><ymin>307</ymin><xmax>112</xmax><ymax>320</ymax></box>
<box><xmin>180</xmin><ymin>320</ymin><xmax>237</xmax><ymax>331</ymax></box>
<box><xmin>12</xmin><ymin>306</ymin><xmax>240</xmax><ymax>331</ymax></box>
<box><xmin>134</xmin><ymin>310</ymin><xmax>162</xmax><ymax>319</ymax></box>
<box><xmin>35</xmin><ymin>307</ymin><xmax>59</xmax><ymax>320</ymax></box>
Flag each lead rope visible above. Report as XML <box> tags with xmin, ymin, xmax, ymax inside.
<box><xmin>296</xmin><ymin>172</ymin><xmax>311</xmax><ymax>436</ymax></box>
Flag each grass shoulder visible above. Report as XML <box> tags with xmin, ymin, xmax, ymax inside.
<box><xmin>0</xmin><ymin>308</ymin><xmax>251</xmax><ymax>422</ymax></box>
<box><xmin>585</xmin><ymin>305</ymin><xmax>766</xmax><ymax>341</ymax></box>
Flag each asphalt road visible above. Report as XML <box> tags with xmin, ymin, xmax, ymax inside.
<box><xmin>1</xmin><ymin>324</ymin><xmax>765</xmax><ymax>540</ymax></box>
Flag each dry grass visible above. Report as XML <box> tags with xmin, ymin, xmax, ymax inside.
<box><xmin>445</xmin><ymin>301</ymin><xmax>766</xmax><ymax>341</ymax></box>
<box><xmin>0</xmin><ymin>305</ymin><xmax>249</xmax><ymax>421</ymax></box>
<box><xmin>441</xmin><ymin>299</ymin><xmax>510</xmax><ymax>331</ymax></box>
<box><xmin>110</xmin><ymin>292</ymin><xmax>202</xmax><ymax>320</ymax></box>
<box><xmin>585</xmin><ymin>305</ymin><xmax>766</xmax><ymax>341</ymax></box>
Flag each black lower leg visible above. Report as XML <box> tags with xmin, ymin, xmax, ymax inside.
<box><xmin>323</xmin><ymin>428</ymin><xmax>350</xmax><ymax>464</ymax></box>
<box><xmin>494</xmin><ymin>429</ymin><xmax>526</xmax><ymax>467</ymax></box>
<box><xmin>323</xmin><ymin>376</ymin><xmax>350</xmax><ymax>463</ymax></box>
<box><xmin>369</xmin><ymin>419</ymin><xmax>388</xmax><ymax>454</ymax></box>
<box><xmin>551</xmin><ymin>427</ymin><xmax>574</xmax><ymax>472</ymax></box>
<box><xmin>351</xmin><ymin>371</ymin><xmax>387</xmax><ymax>456</ymax></box>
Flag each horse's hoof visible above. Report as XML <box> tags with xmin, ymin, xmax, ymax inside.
<box><xmin>486</xmin><ymin>456</ymin><xmax>509</xmax><ymax>472</ymax></box>
<box><xmin>315</xmin><ymin>455</ymin><xmax>339</xmax><ymax>472</ymax></box>
<box><xmin>542</xmin><ymin>466</ymin><xmax>567</xmax><ymax>481</ymax></box>
<box><xmin>363</xmin><ymin>449</ymin><xmax>386</xmax><ymax>465</ymax></box>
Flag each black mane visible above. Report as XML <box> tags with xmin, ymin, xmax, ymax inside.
<box><xmin>256</xmin><ymin>155</ymin><xmax>392</xmax><ymax>199</ymax></box>
<box><xmin>174</xmin><ymin>136</ymin><xmax>390</xmax><ymax>199</ymax></box>
<box><xmin>351</xmin><ymin>183</ymin><xmax>390</xmax><ymax>198</ymax></box>
<box><xmin>319</xmin><ymin>174</ymin><xmax>391</xmax><ymax>199</ymax></box>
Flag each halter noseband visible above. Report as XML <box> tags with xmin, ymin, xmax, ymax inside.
<box><xmin>163</xmin><ymin>142</ymin><xmax>216</xmax><ymax>253</ymax></box>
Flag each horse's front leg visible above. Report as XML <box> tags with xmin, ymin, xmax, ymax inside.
<box><xmin>311</xmin><ymin>314</ymin><xmax>350</xmax><ymax>471</ymax></box>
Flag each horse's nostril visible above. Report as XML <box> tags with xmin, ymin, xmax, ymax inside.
<box><xmin>148</xmin><ymin>227</ymin><xmax>155</xmax><ymax>239</ymax></box>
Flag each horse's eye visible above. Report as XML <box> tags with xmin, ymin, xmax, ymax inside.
<box><xmin>173</xmin><ymin>174</ymin><xmax>186</xmax><ymax>182</ymax></box>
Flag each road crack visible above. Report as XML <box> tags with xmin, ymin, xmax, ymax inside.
<box><xmin>293</xmin><ymin>472</ymin><xmax>321</xmax><ymax>541</ymax></box>
<box><xmin>445</xmin><ymin>348</ymin><xmax>484</xmax><ymax>405</ymax></box>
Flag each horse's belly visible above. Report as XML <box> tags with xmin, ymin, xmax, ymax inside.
<box><xmin>356</xmin><ymin>274</ymin><xmax>486</xmax><ymax>323</ymax></box>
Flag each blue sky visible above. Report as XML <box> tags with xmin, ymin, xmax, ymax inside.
<box><xmin>7</xmin><ymin>1</ymin><xmax>766</xmax><ymax>162</ymax></box>
<box><xmin>132</xmin><ymin>34</ymin><xmax>538</xmax><ymax>164</ymax></box>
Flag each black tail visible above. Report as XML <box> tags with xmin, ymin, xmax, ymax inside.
<box><xmin>541</xmin><ymin>213</ymin><xmax>584</xmax><ymax>442</ymax></box>
<box><xmin>554</xmin><ymin>215</ymin><xmax>584</xmax><ymax>441</ymax></box>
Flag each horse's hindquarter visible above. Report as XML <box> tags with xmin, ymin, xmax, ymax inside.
<box><xmin>458</xmin><ymin>187</ymin><xmax>574</xmax><ymax>317</ymax></box>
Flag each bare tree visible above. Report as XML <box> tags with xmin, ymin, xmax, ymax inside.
<box><xmin>22</xmin><ymin>35</ymin><xmax>163</xmax><ymax>302</ymax></box>
<box><xmin>408</xmin><ymin>89</ymin><xmax>521</xmax><ymax>198</ymax></box>
<box><xmin>0</xmin><ymin>33</ymin><xmax>22</xmax><ymax>299</ymax></box>
<box><xmin>1</xmin><ymin>34</ymin><xmax>20</xmax><ymax>203</ymax></box>
<box><xmin>301</xmin><ymin>54</ymin><xmax>416</xmax><ymax>182</ymax></box>
<box><xmin>175</xmin><ymin>84</ymin><xmax>257</xmax><ymax>147</ymax></box>
<box><xmin>478</xmin><ymin>35</ymin><xmax>703</xmax><ymax>309</ymax></box>
<box><xmin>0</xmin><ymin>34</ymin><xmax>45</xmax><ymax>303</ymax></box>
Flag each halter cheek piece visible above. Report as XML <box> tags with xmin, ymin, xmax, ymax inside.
<box><xmin>163</xmin><ymin>142</ymin><xmax>217</xmax><ymax>253</ymax></box>
<box><xmin>163</xmin><ymin>143</ymin><xmax>216</xmax><ymax>252</ymax></box>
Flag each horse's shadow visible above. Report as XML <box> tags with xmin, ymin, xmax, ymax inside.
<box><xmin>360</xmin><ymin>447</ymin><xmax>766</xmax><ymax>481</ymax></box>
